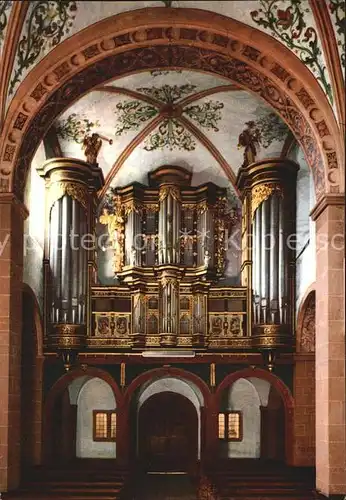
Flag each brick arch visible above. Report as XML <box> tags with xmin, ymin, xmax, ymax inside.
<box><xmin>124</xmin><ymin>366</ymin><xmax>212</xmax><ymax>408</ymax></box>
<box><xmin>22</xmin><ymin>282</ymin><xmax>43</xmax><ymax>357</ymax></box>
<box><xmin>0</xmin><ymin>8</ymin><xmax>343</xmax><ymax>200</ymax></box>
<box><xmin>43</xmin><ymin>366</ymin><xmax>123</xmax><ymax>462</ymax></box>
<box><xmin>296</xmin><ymin>286</ymin><xmax>316</xmax><ymax>353</ymax></box>
<box><xmin>215</xmin><ymin>367</ymin><xmax>294</xmax><ymax>464</ymax></box>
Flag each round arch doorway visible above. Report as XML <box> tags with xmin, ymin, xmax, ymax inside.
<box><xmin>138</xmin><ymin>392</ymin><xmax>198</xmax><ymax>472</ymax></box>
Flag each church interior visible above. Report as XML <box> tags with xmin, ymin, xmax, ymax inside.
<box><xmin>0</xmin><ymin>1</ymin><xmax>344</xmax><ymax>499</ymax></box>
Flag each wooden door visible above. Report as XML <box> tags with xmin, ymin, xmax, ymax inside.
<box><xmin>138</xmin><ymin>391</ymin><xmax>198</xmax><ymax>471</ymax></box>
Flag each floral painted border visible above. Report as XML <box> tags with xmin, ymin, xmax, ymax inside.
<box><xmin>329</xmin><ymin>0</ymin><xmax>345</xmax><ymax>68</ymax></box>
<box><xmin>9</xmin><ymin>0</ymin><xmax>77</xmax><ymax>95</ymax></box>
<box><xmin>0</xmin><ymin>1</ymin><xmax>12</xmax><ymax>49</ymax></box>
<box><xmin>251</xmin><ymin>0</ymin><xmax>333</xmax><ymax>103</ymax></box>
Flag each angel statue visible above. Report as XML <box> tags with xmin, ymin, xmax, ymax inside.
<box><xmin>82</xmin><ymin>133</ymin><xmax>113</xmax><ymax>165</ymax></box>
<box><xmin>237</xmin><ymin>120</ymin><xmax>261</xmax><ymax>167</ymax></box>
<box><xmin>204</xmin><ymin>249</ymin><xmax>211</xmax><ymax>269</ymax></box>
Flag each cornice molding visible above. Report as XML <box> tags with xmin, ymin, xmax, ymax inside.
<box><xmin>0</xmin><ymin>192</ymin><xmax>29</xmax><ymax>219</ymax></box>
<box><xmin>310</xmin><ymin>193</ymin><xmax>345</xmax><ymax>221</ymax></box>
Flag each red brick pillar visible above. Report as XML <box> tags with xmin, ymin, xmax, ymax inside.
<box><xmin>0</xmin><ymin>193</ymin><xmax>28</xmax><ymax>491</ymax></box>
<box><xmin>293</xmin><ymin>355</ymin><xmax>315</xmax><ymax>465</ymax></box>
<box><xmin>311</xmin><ymin>195</ymin><xmax>346</xmax><ymax>496</ymax></box>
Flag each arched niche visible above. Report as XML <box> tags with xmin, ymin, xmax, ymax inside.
<box><xmin>76</xmin><ymin>377</ymin><xmax>117</xmax><ymax>459</ymax></box>
<box><xmin>137</xmin><ymin>376</ymin><xmax>203</xmax><ymax>460</ymax></box>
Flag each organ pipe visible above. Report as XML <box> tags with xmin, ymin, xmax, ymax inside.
<box><xmin>237</xmin><ymin>158</ymin><xmax>298</xmax><ymax>345</ymax></box>
<box><xmin>39</xmin><ymin>158</ymin><xmax>104</xmax><ymax>353</ymax></box>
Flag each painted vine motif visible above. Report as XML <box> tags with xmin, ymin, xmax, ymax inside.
<box><xmin>144</xmin><ymin>119</ymin><xmax>195</xmax><ymax>151</ymax></box>
<box><xmin>9</xmin><ymin>0</ymin><xmax>77</xmax><ymax>95</ymax></box>
<box><xmin>56</xmin><ymin>113</ymin><xmax>99</xmax><ymax>144</ymax></box>
<box><xmin>329</xmin><ymin>0</ymin><xmax>345</xmax><ymax>67</ymax></box>
<box><xmin>114</xmin><ymin>84</ymin><xmax>224</xmax><ymax>151</ymax></box>
<box><xmin>151</xmin><ymin>70</ymin><xmax>182</xmax><ymax>77</ymax></box>
<box><xmin>184</xmin><ymin>101</ymin><xmax>224</xmax><ymax>132</ymax></box>
<box><xmin>253</xmin><ymin>106</ymin><xmax>289</xmax><ymax>147</ymax></box>
<box><xmin>137</xmin><ymin>83</ymin><xmax>196</xmax><ymax>103</ymax></box>
<box><xmin>251</xmin><ymin>0</ymin><xmax>333</xmax><ymax>103</ymax></box>
<box><xmin>0</xmin><ymin>0</ymin><xmax>12</xmax><ymax>46</ymax></box>
<box><xmin>115</xmin><ymin>102</ymin><xmax>158</xmax><ymax>136</ymax></box>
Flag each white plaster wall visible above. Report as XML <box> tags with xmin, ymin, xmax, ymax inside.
<box><xmin>247</xmin><ymin>377</ymin><xmax>271</xmax><ymax>407</ymax></box>
<box><xmin>76</xmin><ymin>377</ymin><xmax>116</xmax><ymax>458</ymax></box>
<box><xmin>23</xmin><ymin>142</ymin><xmax>46</xmax><ymax>311</ymax></box>
<box><xmin>227</xmin><ymin>378</ymin><xmax>261</xmax><ymax>458</ymax></box>
<box><xmin>295</xmin><ymin>150</ymin><xmax>316</xmax><ymax>311</ymax></box>
<box><xmin>137</xmin><ymin>377</ymin><xmax>202</xmax><ymax>459</ymax></box>
<box><xmin>68</xmin><ymin>376</ymin><xmax>89</xmax><ymax>405</ymax></box>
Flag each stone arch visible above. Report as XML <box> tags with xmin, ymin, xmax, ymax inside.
<box><xmin>22</xmin><ymin>282</ymin><xmax>43</xmax><ymax>357</ymax></box>
<box><xmin>43</xmin><ymin>367</ymin><xmax>123</xmax><ymax>462</ymax></box>
<box><xmin>0</xmin><ymin>8</ymin><xmax>343</xmax><ymax>200</ymax></box>
<box><xmin>124</xmin><ymin>366</ymin><xmax>211</xmax><ymax>407</ymax></box>
<box><xmin>136</xmin><ymin>376</ymin><xmax>203</xmax><ymax>459</ymax></box>
<box><xmin>215</xmin><ymin>367</ymin><xmax>294</xmax><ymax>464</ymax></box>
<box><xmin>296</xmin><ymin>287</ymin><xmax>316</xmax><ymax>353</ymax></box>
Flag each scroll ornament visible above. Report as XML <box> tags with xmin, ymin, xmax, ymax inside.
<box><xmin>251</xmin><ymin>183</ymin><xmax>283</xmax><ymax>219</ymax></box>
<box><xmin>48</xmin><ymin>181</ymin><xmax>88</xmax><ymax>210</ymax></box>
<box><xmin>159</xmin><ymin>185</ymin><xmax>181</xmax><ymax>203</ymax></box>
<box><xmin>161</xmin><ymin>277</ymin><xmax>179</xmax><ymax>289</ymax></box>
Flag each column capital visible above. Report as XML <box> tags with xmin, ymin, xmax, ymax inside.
<box><xmin>0</xmin><ymin>192</ymin><xmax>29</xmax><ymax>219</ymax></box>
<box><xmin>310</xmin><ymin>193</ymin><xmax>345</xmax><ymax>221</ymax></box>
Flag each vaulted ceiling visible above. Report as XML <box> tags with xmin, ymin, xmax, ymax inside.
<box><xmin>0</xmin><ymin>0</ymin><xmax>344</xmax><ymax>200</ymax></box>
<box><xmin>52</xmin><ymin>69</ymin><xmax>291</xmax><ymax>198</ymax></box>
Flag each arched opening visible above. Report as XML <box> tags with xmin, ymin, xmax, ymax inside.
<box><xmin>138</xmin><ymin>392</ymin><xmax>198</xmax><ymax>472</ymax></box>
<box><xmin>43</xmin><ymin>368</ymin><xmax>122</xmax><ymax>464</ymax></box>
<box><xmin>126</xmin><ymin>370</ymin><xmax>207</xmax><ymax>473</ymax></box>
<box><xmin>216</xmin><ymin>368</ymin><xmax>294</xmax><ymax>465</ymax></box>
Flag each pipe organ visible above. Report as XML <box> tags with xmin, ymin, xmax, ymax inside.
<box><xmin>40</xmin><ymin>161</ymin><xmax>298</xmax><ymax>367</ymax></box>
<box><xmin>39</xmin><ymin>158</ymin><xmax>104</xmax><ymax>362</ymax></box>
<box><xmin>236</xmin><ymin>159</ymin><xmax>298</xmax><ymax>352</ymax></box>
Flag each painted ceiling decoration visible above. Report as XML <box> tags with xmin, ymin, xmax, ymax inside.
<box><xmin>114</xmin><ymin>84</ymin><xmax>224</xmax><ymax>152</ymax></box>
<box><xmin>251</xmin><ymin>0</ymin><xmax>332</xmax><ymax>103</ymax></box>
<box><xmin>329</xmin><ymin>0</ymin><xmax>345</xmax><ymax>67</ymax></box>
<box><xmin>8</xmin><ymin>0</ymin><xmax>77</xmax><ymax>96</ymax></box>
<box><xmin>3</xmin><ymin>1</ymin><xmax>343</xmax><ymax>115</ymax></box>
<box><xmin>53</xmin><ymin>74</ymin><xmax>290</xmax><ymax>192</ymax></box>
<box><xmin>0</xmin><ymin>0</ymin><xmax>12</xmax><ymax>51</ymax></box>
<box><xmin>56</xmin><ymin>113</ymin><xmax>100</xmax><ymax>144</ymax></box>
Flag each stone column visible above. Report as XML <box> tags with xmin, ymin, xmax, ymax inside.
<box><xmin>311</xmin><ymin>195</ymin><xmax>346</xmax><ymax>497</ymax></box>
<box><xmin>0</xmin><ymin>193</ymin><xmax>28</xmax><ymax>491</ymax></box>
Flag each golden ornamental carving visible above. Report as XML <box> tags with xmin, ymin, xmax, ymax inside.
<box><xmin>145</xmin><ymin>203</ymin><xmax>159</xmax><ymax>212</ymax></box>
<box><xmin>123</xmin><ymin>200</ymin><xmax>143</xmax><ymax>216</ymax></box>
<box><xmin>99</xmin><ymin>197</ymin><xmax>125</xmax><ymax>274</ymax></box>
<box><xmin>196</xmin><ymin>200</ymin><xmax>208</xmax><ymax>214</ymax></box>
<box><xmin>48</xmin><ymin>181</ymin><xmax>88</xmax><ymax>210</ymax></box>
<box><xmin>161</xmin><ymin>277</ymin><xmax>179</xmax><ymax>289</ymax></box>
<box><xmin>182</xmin><ymin>203</ymin><xmax>196</xmax><ymax>210</ymax></box>
<box><xmin>251</xmin><ymin>183</ymin><xmax>283</xmax><ymax>219</ymax></box>
<box><xmin>159</xmin><ymin>185</ymin><xmax>181</xmax><ymax>203</ymax></box>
